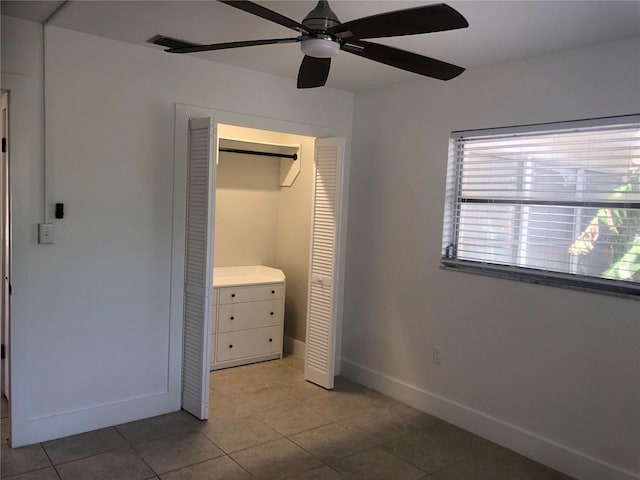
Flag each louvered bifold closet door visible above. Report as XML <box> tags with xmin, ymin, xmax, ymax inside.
<box><xmin>182</xmin><ymin>117</ymin><xmax>216</xmax><ymax>419</ymax></box>
<box><xmin>305</xmin><ymin>137</ymin><xmax>345</xmax><ymax>389</ymax></box>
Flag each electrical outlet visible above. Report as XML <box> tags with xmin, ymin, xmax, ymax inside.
<box><xmin>38</xmin><ymin>223</ymin><xmax>54</xmax><ymax>244</ymax></box>
<box><xmin>433</xmin><ymin>345</ymin><xmax>442</xmax><ymax>365</ymax></box>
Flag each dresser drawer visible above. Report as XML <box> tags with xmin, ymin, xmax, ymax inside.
<box><xmin>218</xmin><ymin>300</ymin><xmax>282</xmax><ymax>333</ymax></box>
<box><xmin>219</xmin><ymin>283</ymin><xmax>284</xmax><ymax>304</ymax></box>
<box><xmin>216</xmin><ymin>326</ymin><xmax>282</xmax><ymax>362</ymax></box>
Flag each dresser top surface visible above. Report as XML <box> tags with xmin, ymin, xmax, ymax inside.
<box><xmin>213</xmin><ymin>265</ymin><xmax>285</xmax><ymax>287</ymax></box>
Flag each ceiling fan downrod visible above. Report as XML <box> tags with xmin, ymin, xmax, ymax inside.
<box><xmin>302</xmin><ymin>0</ymin><xmax>341</xmax><ymax>32</ymax></box>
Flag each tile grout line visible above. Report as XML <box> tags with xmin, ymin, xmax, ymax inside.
<box><xmin>126</xmin><ymin>429</ymin><xmax>225</xmax><ymax>478</ymax></box>
<box><xmin>225</xmin><ymin>453</ymin><xmax>255</xmax><ymax>478</ymax></box>
<box><xmin>128</xmin><ymin>439</ymin><xmax>163</xmax><ymax>478</ymax></box>
<box><xmin>39</xmin><ymin>441</ymin><xmax>63</xmax><ymax>480</ymax></box>
<box><xmin>42</xmin><ymin>428</ymin><xmax>137</xmax><ymax>471</ymax></box>
<box><xmin>156</xmin><ymin>451</ymin><xmax>257</xmax><ymax>479</ymax></box>
<box><xmin>374</xmin><ymin>439</ymin><xmax>433</xmax><ymax>477</ymax></box>
<box><xmin>203</xmin><ymin>432</ymin><xmax>284</xmax><ymax>457</ymax></box>
<box><xmin>279</xmin><ymin>433</ymin><xmax>336</xmax><ymax>476</ymax></box>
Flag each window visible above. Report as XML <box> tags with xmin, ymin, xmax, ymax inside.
<box><xmin>442</xmin><ymin>115</ymin><xmax>640</xmax><ymax>296</ymax></box>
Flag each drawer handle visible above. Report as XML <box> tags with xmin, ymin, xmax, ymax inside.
<box><xmin>270</xmin><ymin>312</ymin><xmax>274</xmax><ymax>316</ymax></box>
<box><xmin>271</xmin><ymin>290</ymin><xmax>275</xmax><ymax>294</ymax></box>
<box><xmin>231</xmin><ymin>293</ymin><xmax>236</xmax><ymax>298</ymax></box>
<box><xmin>228</xmin><ymin>344</ymin><xmax>233</xmax><ymax>349</ymax></box>
<box><xmin>269</xmin><ymin>338</ymin><xmax>273</xmax><ymax>342</ymax></box>
<box><xmin>230</xmin><ymin>316</ymin><xmax>235</xmax><ymax>320</ymax></box>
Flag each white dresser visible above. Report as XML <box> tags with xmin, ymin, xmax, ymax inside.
<box><xmin>210</xmin><ymin>266</ymin><xmax>285</xmax><ymax>370</ymax></box>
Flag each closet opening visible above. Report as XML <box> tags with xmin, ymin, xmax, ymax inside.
<box><xmin>174</xmin><ymin>104</ymin><xmax>346</xmax><ymax>420</ymax></box>
<box><xmin>208</xmin><ymin>124</ymin><xmax>315</xmax><ymax>391</ymax></box>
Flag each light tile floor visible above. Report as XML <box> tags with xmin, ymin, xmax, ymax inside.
<box><xmin>0</xmin><ymin>356</ymin><xmax>575</xmax><ymax>479</ymax></box>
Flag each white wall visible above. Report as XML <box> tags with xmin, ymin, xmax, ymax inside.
<box><xmin>343</xmin><ymin>37</ymin><xmax>640</xmax><ymax>480</ymax></box>
<box><xmin>1</xmin><ymin>16</ymin><xmax>353</xmax><ymax>446</ymax></box>
<box><xmin>276</xmin><ymin>133</ymin><xmax>316</xmax><ymax>342</ymax></box>
<box><xmin>214</xmin><ymin>150</ymin><xmax>282</xmax><ymax>267</ymax></box>
<box><xmin>1</xmin><ymin>16</ymin><xmax>46</xmax><ymax>447</ymax></box>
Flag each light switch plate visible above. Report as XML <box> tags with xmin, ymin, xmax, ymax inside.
<box><xmin>38</xmin><ymin>223</ymin><xmax>54</xmax><ymax>244</ymax></box>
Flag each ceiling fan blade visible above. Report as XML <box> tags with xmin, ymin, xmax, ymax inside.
<box><xmin>342</xmin><ymin>40</ymin><xmax>464</xmax><ymax>80</ymax></box>
<box><xmin>166</xmin><ymin>37</ymin><xmax>300</xmax><ymax>54</ymax></box>
<box><xmin>219</xmin><ymin>0</ymin><xmax>314</xmax><ymax>35</ymax></box>
<box><xmin>148</xmin><ymin>35</ymin><xmax>199</xmax><ymax>50</ymax></box>
<box><xmin>328</xmin><ymin>3</ymin><xmax>468</xmax><ymax>40</ymax></box>
<box><xmin>297</xmin><ymin>56</ymin><xmax>331</xmax><ymax>89</ymax></box>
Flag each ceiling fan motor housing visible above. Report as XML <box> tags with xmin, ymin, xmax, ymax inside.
<box><xmin>302</xmin><ymin>0</ymin><xmax>341</xmax><ymax>33</ymax></box>
<box><xmin>301</xmin><ymin>0</ymin><xmax>342</xmax><ymax>58</ymax></box>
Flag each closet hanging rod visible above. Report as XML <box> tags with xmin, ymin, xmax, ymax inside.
<box><xmin>219</xmin><ymin>147</ymin><xmax>298</xmax><ymax>161</ymax></box>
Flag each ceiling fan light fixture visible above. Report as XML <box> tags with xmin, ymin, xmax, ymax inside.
<box><xmin>301</xmin><ymin>37</ymin><xmax>340</xmax><ymax>58</ymax></box>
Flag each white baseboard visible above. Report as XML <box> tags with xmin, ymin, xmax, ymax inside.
<box><xmin>340</xmin><ymin>358</ymin><xmax>638</xmax><ymax>480</ymax></box>
<box><xmin>283</xmin><ymin>336</ymin><xmax>305</xmax><ymax>358</ymax></box>
<box><xmin>11</xmin><ymin>391</ymin><xmax>178</xmax><ymax>447</ymax></box>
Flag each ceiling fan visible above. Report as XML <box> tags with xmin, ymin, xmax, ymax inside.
<box><xmin>149</xmin><ymin>0</ymin><xmax>469</xmax><ymax>89</ymax></box>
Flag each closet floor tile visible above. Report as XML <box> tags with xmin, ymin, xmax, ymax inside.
<box><xmin>225</xmin><ymin>386</ymin><xmax>295</xmax><ymax>417</ymax></box>
<box><xmin>280</xmin><ymin>380</ymin><xmax>334</xmax><ymax>403</ymax></box>
<box><xmin>279</xmin><ymin>355</ymin><xmax>304</xmax><ymax>372</ymax></box>
<box><xmin>208</xmin><ymin>389</ymin><xmax>245</xmax><ymax>420</ymax></box>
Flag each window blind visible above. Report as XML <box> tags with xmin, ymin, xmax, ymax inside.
<box><xmin>442</xmin><ymin>115</ymin><xmax>640</xmax><ymax>296</ymax></box>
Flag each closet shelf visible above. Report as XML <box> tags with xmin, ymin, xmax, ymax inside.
<box><xmin>219</xmin><ymin>137</ymin><xmax>301</xmax><ymax>187</ymax></box>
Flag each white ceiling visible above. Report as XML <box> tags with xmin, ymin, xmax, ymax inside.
<box><xmin>2</xmin><ymin>0</ymin><xmax>640</xmax><ymax>91</ymax></box>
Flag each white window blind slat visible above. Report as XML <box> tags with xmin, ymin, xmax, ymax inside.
<box><xmin>443</xmin><ymin>115</ymin><xmax>640</xmax><ymax>295</ymax></box>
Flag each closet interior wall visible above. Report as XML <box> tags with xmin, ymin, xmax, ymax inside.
<box><xmin>214</xmin><ymin>124</ymin><xmax>316</xmax><ymax>347</ymax></box>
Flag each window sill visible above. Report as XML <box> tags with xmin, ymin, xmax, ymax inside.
<box><xmin>440</xmin><ymin>259</ymin><xmax>640</xmax><ymax>300</ymax></box>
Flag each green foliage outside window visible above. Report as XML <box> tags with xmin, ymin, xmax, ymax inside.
<box><xmin>569</xmin><ymin>170</ymin><xmax>640</xmax><ymax>281</ymax></box>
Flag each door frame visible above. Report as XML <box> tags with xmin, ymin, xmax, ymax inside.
<box><xmin>170</xmin><ymin>104</ymin><xmax>348</xmax><ymax>407</ymax></box>
<box><xmin>1</xmin><ymin>90</ymin><xmax>11</xmax><ymax>397</ymax></box>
